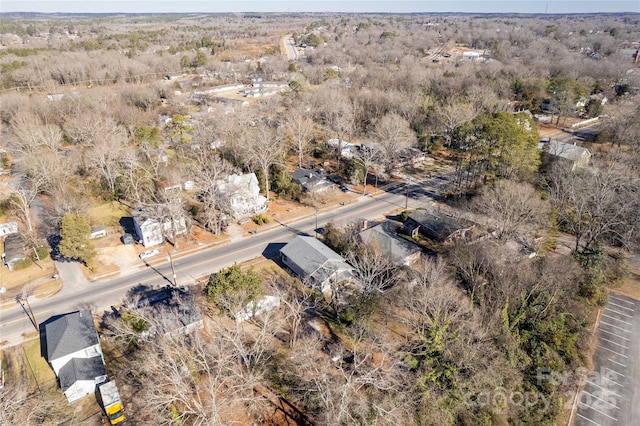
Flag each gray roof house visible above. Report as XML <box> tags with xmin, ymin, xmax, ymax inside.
<box><xmin>42</xmin><ymin>310</ymin><xmax>107</xmax><ymax>403</ymax></box>
<box><xmin>404</xmin><ymin>209</ymin><xmax>475</xmax><ymax>243</ymax></box>
<box><xmin>130</xmin><ymin>286</ymin><xmax>203</xmax><ymax>338</ymax></box>
<box><xmin>539</xmin><ymin>139</ymin><xmax>591</xmax><ymax>170</ymax></box>
<box><xmin>359</xmin><ymin>221</ymin><xmax>422</xmax><ymax>266</ymax></box>
<box><xmin>280</xmin><ymin>236</ymin><xmax>354</xmax><ymax>292</ymax></box>
<box><xmin>291</xmin><ymin>169</ymin><xmax>334</xmax><ymax>193</ymax></box>
<box><xmin>3</xmin><ymin>233</ymin><xmax>26</xmax><ymax>271</ymax></box>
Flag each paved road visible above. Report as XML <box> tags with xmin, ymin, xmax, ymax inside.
<box><xmin>284</xmin><ymin>35</ymin><xmax>298</xmax><ymax>61</ymax></box>
<box><xmin>0</xmin><ymin>187</ymin><xmax>424</xmax><ymax>348</ymax></box>
<box><xmin>574</xmin><ymin>294</ymin><xmax>640</xmax><ymax>426</ymax></box>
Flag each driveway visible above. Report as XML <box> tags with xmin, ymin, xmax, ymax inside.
<box><xmin>574</xmin><ymin>294</ymin><xmax>640</xmax><ymax>426</ymax></box>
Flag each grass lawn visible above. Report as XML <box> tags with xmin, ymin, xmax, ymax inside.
<box><xmin>88</xmin><ymin>201</ymin><xmax>131</xmax><ymax>228</ymax></box>
<box><xmin>21</xmin><ymin>338</ymin><xmax>57</xmax><ymax>389</ymax></box>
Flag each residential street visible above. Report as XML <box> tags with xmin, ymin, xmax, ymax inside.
<box><xmin>0</xmin><ymin>186</ymin><xmax>426</xmax><ymax>348</ymax></box>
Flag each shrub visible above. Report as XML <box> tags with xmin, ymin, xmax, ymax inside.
<box><xmin>252</xmin><ymin>214</ymin><xmax>270</xmax><ymax>225</ymax></box>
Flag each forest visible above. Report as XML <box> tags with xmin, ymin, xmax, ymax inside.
<box><xmin>0</xmin><ymin>10</ymin><xmax>639</xmax><ymax>426</ymax></box>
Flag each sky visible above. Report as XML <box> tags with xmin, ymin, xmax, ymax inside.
<box><xmin>1</xmin><ymin>1</ymin><xmax>638</xmax><ymax>14</ymax></box>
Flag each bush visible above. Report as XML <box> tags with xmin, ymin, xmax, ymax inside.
<box><xmin>252</xmin><ymin>214</ymin><xmax>270</xmax><ymax>225</ymax></box>
<box><xmin>34</xmin><ymin>245</ymin><xmax>49</xmax><ymax>261</ymax></box>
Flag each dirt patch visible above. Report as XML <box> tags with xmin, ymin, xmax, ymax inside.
<box><xmin>611</xmin><ymin>266</ymin><xmax>640</xmax><ymax>300</ymax></box>
<box><xmin>0</xmin><ymin>258</ymin><xmax>57</xmax><ymax>306</ymax></box>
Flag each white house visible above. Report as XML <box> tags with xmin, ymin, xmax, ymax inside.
<box><xmin>43</xmin><ymin>310</ymin><xmax>107</xmax><ymax>403</ymax></box>
<box><xmin>327</xmin><ymin>139</ymin><xmax>355</xmax><ymax>159</ymax></box>
<box><xmin>133</xmin><ymin>206</ymin><xmax>188</xmax><ymax>248</ymax></box>
<box><xmin>214</xmin><ymin>173</ymin><xmax>267</xmax><ymax>219</ymax></box>
<box><xmin>0</xmin><ymin>222</ymin><xmax>18</xmax><ymax>237</ymax></box>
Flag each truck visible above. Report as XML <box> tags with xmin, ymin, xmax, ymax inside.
<box><xmin>97</xmin><ymin>380</ymin><xmax>125</xmax><ymax>425</ymax></box>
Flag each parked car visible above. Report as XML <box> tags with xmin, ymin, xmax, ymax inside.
<box><xmin>139</xmin><ymin>249</ymin><xmax>159</xmax><ymax>260</ymax></box>
<box><xmin>339</xmin><ymin>184</ymin><xmax>349</xmax><ymax>192</ymax></box>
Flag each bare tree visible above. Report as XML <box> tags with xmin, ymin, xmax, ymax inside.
<box><xmin>344</xmin><ymin>240</ymin><xmax>404</xmax><ymax>295</ymax></box>
<box><xmin>546</xmin><ymin>163</ymin><xmax>640</xmax><ymax>252</ymax></box>
<box><xmin>184</xmin><ymin>148</ymin><xmax>236</xmax><ymax>235</ymax></box>
<box><xmin>430</xmin><ymin>98</ymin><xmax>477</xmax><ymax>147</ymax></box>
<box><xmin>473</xmin><ymin>179</ymin><xmax>550</xmax><ymax>240</ymax></box>
<box><xmin>244</xmin><ymin>122</ymin><xmax>284</xmax><ymax>201</ymax></box>
<box><xmin>10</xmin><ymin>110</ymin><xmax>63</xmax><ymax>154</ymax></box>
<box><xmin>87</xmin><ymin>125</ymin><xmax>127</xmax><ymax>197</ymax></box>
<box><xmin>353</xmin><ymin>144</ymin><xmax>383</xmax><ymax>195</ymax></box>
<box><xmin>285</xmin><ymin>109</ymin><xmax>315</xmax><ymax>168</ymax></box>
<box><xmin>373</xmin><ymin>112</ymin><xmax>417</xmax><ymax>170</ymax></box>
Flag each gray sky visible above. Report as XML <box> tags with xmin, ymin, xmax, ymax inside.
<box><xmin>1</xmin><ymin>1</ymin><xmax>638</xmax><ymax>14</ymax></box>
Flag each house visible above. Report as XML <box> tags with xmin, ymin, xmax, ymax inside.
<box><xmin>327</xmin><ymin>139</ymin><xmax>355</xmax><ymax>159</ymax></box>
<box><xmin>404</xmin><ymin>209</ymin><xmax>475</xmax><ymax>243</ymax></box>
<box><xmin>0</xmin><ymin>221</ymin><xmax>18</xmax><ymax>237</ymax></box>
<box><xmin>3</xmin><ymin>233</ymin><xmax>26</xmax><ymax>271</ymax></box>
<box><xmin>129</xmin><ymin>286</ymin><xmax>203</xmax><ymax>338</ymax></box>
<box><xmin>291</xmin><ymin>168</ymin><xmax>334</xmax><ymax>193</ymax></box>
<box><xmin>157</xmin><ymin>180</ymin><xmax>182</xmax><ymax>192</ymax></box>
<box><xmin>214</xmin><ymin>173</ymin><xmax>267</xmax><ymax>219</ymax></box>
<box><xmin>42</xmin><ymin>310</ymin><xmax>107</xmax><ymax>403</ymax></box>
<box><xmin>90</xmin><ymin>225</ymin><xmax>107</xmax><ymax>240</ymax></box>
<box><xmin>132</xmin><ymin>206</ymin><xmax>188</xmax><ymax>248</ymax></box>
<box><xmin>280</xmin><ymin>236</ymin><xmax>354</xmax><ymax>292</ymax></box>
<box><xmin>235</xmin><ymin>295</ymin><xmax>281</xmax><ymax>323</ymax></box>
<box><xmin>392</xmin><ymin>148</ymin><xmax>428</xmax><ymax>167</ymax></box>
<box><xmin>359</xmin><ymin>221</ymin><xmax>422</xmax><ymax>266</ymax></box>
<box><xmin>539</xmin><ymin>139</ymin><xmax>591</xmax><ymax>170</ymax></box>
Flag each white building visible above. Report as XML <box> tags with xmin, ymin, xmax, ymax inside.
<box><xmin>133</xmin><ymin>206</ymin><xmax>188</xmax><ymax>248</ymax></box>
<box><xmin>43</xmin><ymin>310</ymin><xmax>107</xmax><ymax>403</ymax></box>
<box><xmin>214</xmin><ymin>173</ymin><xmax>267</xmax><ymax>219</ymax></box>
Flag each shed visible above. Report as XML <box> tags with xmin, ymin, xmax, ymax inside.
<box><xmin>404</xmin><ymin>209</ymin><xmax>475</xmax><ymax>243</ymax></box>
<box><xmin>90</xmin><ymin>225</ymin><xmax>107</xmax><ymax>240</ymax></box>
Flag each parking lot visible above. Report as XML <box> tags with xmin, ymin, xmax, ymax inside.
<box><xmin>575</xmin><ymin>294</ymin><xmax>640</xmax><ymax>426</ymax></box>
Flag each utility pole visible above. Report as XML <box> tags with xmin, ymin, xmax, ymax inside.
<box><xmin>405</xmin><ymin>184</ymin><xmax>409</xmax><ymax>210</ymax></box>
<box><xmin>314</xmin><ymin>206</ymin><xmax>319</xmax><ymax>238</ymax></box>
<box><xmin>168</xmin><ymin>252</ymin><xmax>177</xmax><ymax>287</ymax></box>
<box><xmin>20</xmin><ymin>290</ymin><xmax>39</xmax><ymax>332</ymax></box>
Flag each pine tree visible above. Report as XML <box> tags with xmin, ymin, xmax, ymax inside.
<box><xmin>58</xmin><ymin>214</ymin><xmax>96</xmax><ymax>267</ymax></box>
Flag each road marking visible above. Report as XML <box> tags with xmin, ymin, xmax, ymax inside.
<box><xmin>598</xmin><ymin>328</ymin><xmax>631</xmax><ymax>341</ymax></box>
<box><xmin>609</xmin><ymin>296</ymin><xmax>636</xmax><ymax>306</ymax></box>
<box><xmin>599</xmin><ymin>346</ymin><xmax>628</xmax><ymax>358</ymax></box>
<box><xmin>584</xmin><ymin>380</ymin><xmax>622</xmax><ymax>397</ymax></box>
<box><xmin>582</xmin><ymin>390</ymin><xmax>620</xmax><ymax>409</ymax></box>
<box><xmin>599</xmin><ymin>320</ymin><xmax>632</xmax><ymax>333</ymax></box>
<box><xmin>601</xmin><ymin>314</ymin><xmax>632</xmax><ymax>326</ymax></box>
<box><xmin>598</xmin><ymin>336</ymin><xmax>628</xmax><ymax>349</ymax></box>
<box><xmin>608</xmin><ymin>301</ymin><xmax>635</xmax><ymax>312</ymax></box>
<box><xmin>576</xmin><ymin>413</ymin><xmax>601</xmax><ymax>425</ymax></box>
<box><xmin>600</xmin><ymin>376</ymin><xmax>623</xmax><ymax>387</ymax></box>
<box><xmin>604</xmin><ymin>307</ymin><xmax>634</xmax><ymax>318</ymax></box>
<box><xmin>604</xmin><ymin>367</ymin><xmax>626</xmax><ymax>378</ymax></box>
<box><xmin>608</xmin><ymin>359</ymin><xmax>626</xmax><ymax>368</ymax></box>
<box><xmin>579</xmin><ymin>402</ymin><xmax>618</xmax><ymax>421</ymax></box>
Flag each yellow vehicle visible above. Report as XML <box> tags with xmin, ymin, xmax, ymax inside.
<box><xmin>98</xmin><ymin>380</ymin><xmax>125</xmax><ymax>425</ymax></box>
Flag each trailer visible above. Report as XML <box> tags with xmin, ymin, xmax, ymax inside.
<box><xmin>97</xmin><ymin>380</ymin><xmax>125</xmax><ymax>425</ymax></box>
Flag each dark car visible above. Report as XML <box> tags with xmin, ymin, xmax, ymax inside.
<box><xmin>339</xmin><ymin>185</ymin><xmax>349</xmax><ymax>192</ymax></box>
<box><xmin>328</xmin><ymin>174</ymin><xmax>341</xmax><ymax>184</ymax></box>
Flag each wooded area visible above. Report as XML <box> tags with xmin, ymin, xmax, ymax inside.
<box><xmin>1</xmin><ymin>10</ymin><xmax>639</xmax><ymax>426</ymax></box>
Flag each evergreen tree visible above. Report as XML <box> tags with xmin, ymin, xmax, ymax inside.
<box><xmin>58</xmin><ymin>214</ymin><xmax>96</xmax><ymax>266</ymax></box>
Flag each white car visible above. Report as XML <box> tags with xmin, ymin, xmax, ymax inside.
<box><xmin>139</xmin><ymin>249</ymin><xmax>160</xmax><ymax>260</ymax></box>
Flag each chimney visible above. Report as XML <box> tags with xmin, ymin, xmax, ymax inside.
<box><xmin>362</xmin><ymin>219</ymin><xmax>368</xmax><ymax>230</ymax></box>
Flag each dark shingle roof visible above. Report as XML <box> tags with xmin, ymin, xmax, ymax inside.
<box><xmin>58</xmin><ymin>356</ymin><xmax>106</xmax><ymax>392</ymax></box>
<box><xmin>280</xmin><ymin>236</ymin><xmax>353</xmax><ymax>285</ymax></box>
<box><xmin>44</xmin><ymin>310</ymin><xmax>99</xmax><ymax>361</ymax></box>
<box><xmin>360</xmin><ymin>222</ymin><xmax>421</xmax><ymax>264</ymax></box>
<box><xmin>407</xmin><ymin>210</ymin><xmax>473</xmax><ymax>242</ymax></box>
